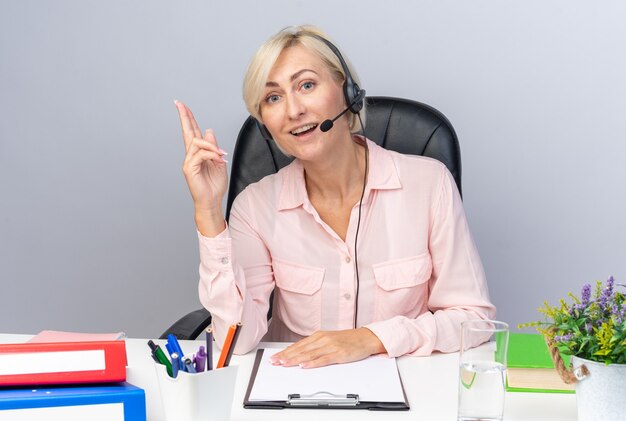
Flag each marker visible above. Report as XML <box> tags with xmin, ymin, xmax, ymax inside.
<box><xmin>147</xmin><ymin>340</ymin><xmax>173</xmax><ymax>377</ymax></box>
<box><xmin>195</xmin><ymin>346</ymin><xmax>207</xmax><ymax>372</ymax></box>
<box><xmin>206</xmin><ymin>327</ymin><xmax>214</xmax><ymax>371</ymax></box>
<box><xmin>171</xmin><ymin>353</ymin><xmax>180</xmax><ymax>378</ymax></box>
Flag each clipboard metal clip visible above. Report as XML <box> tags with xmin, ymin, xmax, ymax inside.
<box><xmin>287</xmin><ymin>391</ymin><xmax>360</xmax><ymax>407</ymax></box>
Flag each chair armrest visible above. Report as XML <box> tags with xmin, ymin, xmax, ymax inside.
<box><xmin>159</xmin><ymin>308</ymin><xmax>212</xmax><ymax>340</ymax></box>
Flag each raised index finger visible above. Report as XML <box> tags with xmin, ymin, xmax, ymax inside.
<box><xmin>175</xmin><ymin>100</ymin><xmax>202</xmax><ymax>150</ymax></box>
<box><xmin>184</xmin><ymin>103</ymin><xmax>203</xmax><ymax>139</ymax></box>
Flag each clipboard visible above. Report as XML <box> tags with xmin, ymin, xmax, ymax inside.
<box><xmin>243</xmin><ymin>349</ymin><xmax>410</xmax><ymax>410</ymax></box>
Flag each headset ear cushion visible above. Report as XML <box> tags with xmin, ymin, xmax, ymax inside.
<box><xmin>343</xmin><ymin>78</ymin><xmax>356</xmax><ymax>109</ymax></box>
<box><xmin>345</xmin><ymin>81</ymin><xmax>364</xmax><ymax>114</ymax></box>
<box><xmin>352</xmin><ymin>84</ymin><xmax>364</xmax><ymax>113</ymax></box>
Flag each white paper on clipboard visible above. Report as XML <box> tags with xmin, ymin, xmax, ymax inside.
<box><xmin>247</xmin><ymin>348</ymin><xmax>406</xmax><ymax>404</ymax></box>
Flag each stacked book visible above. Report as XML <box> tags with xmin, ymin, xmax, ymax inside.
<box><xmin>0</xmin><ymin>331</ymin><xmax>146</xmax><ymax>420</ymax></box>
<box><xmin>506</xmin><ymin>333</ymin><xmax>575</xmax><ymax>394</ymax></box>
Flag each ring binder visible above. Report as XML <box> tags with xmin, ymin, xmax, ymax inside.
<box><xmin>287</xmin><ymin>392</ymin><xmax>360</xmax><ymax>407</ymax></box>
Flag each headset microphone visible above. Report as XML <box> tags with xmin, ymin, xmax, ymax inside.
<box><xmin>319</xmin><ymin>89</ymin><xmax>366</xmax><ymax>133</ymax></box>
<box><xmin>319</xmin><ymin>106</ymin><xmax>350</xmax><ymax>132</ymax></box>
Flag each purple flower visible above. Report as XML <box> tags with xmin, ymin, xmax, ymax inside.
<box><xmin>585</xmin><ymin>322</ymin><xmax>593</xmax><ymax>334</ymax></box>
<box><xmin>599</xmin><ymin>277</ymin><xmax>614</xmax><ymax>309</ymax></box>
<box><xmin>612</xmin><ymin>304</ymin><xmax>622</xmax><ymax>324</ymax></box>
<box><xmin>569</xmin><ymin>303</ymin><xmax>582</xmax><ymax>316</ymax></box>
<box><xmin>555</xmin><ymin>333</ymin><xmax>574</xmax><ymax>342</ymax></box>
<box><xmin>581</xmin><ymin>283</ymin><xmax>592</xmax><ymax>305</ymax></box>
<box><xmin>606</xmin><ymin>276</ymin><xmax>615</xmax><ymax>295</ymax></box>
<box><xmin>570</xmin><ymin>303</ymin><xmax>587</xmax><ymax>317</ymax></box>
<box><xmin>613</xmin><ymin>302</ymin><xmax>625</xmax><ymax>325</ymax></box>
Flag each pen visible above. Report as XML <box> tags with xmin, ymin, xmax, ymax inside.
<box><xmin>183</xmin><ymin>355</ymin><xmax>197</xmax><ymax>373</ymax></box>
<box><xmin>167</xmin><ymin>334</ymin><xmax>185</xmax><ymax>358</ymax></box>
<box><xmin>171</xmin><ymin>352</ymin><xmax>180</xmax><ymax>378</ymax></box>
<box><xmin>167</xmin><ymin>334</ymin><xmax>185</xmax><ymax>370</ymax></box>
<box><xmin>147</xmin><ymin>341</ymin><xmax>159</xmax><ymax>364</ymax></box>
<box><xmin>223</xmin><ymin>322</ymin><xmax>242</xmax><ymax>367</ymax></box>
<box><xmin>195</xmin><ymin>346</ymin><xmax>207</xmax><ymax>372</ymax></box>
<box><xmin>165</xmin><ymin>342</ymin><xmax>174</xmax><ymax>357</ymax></box>
<box><xmin>206</xmin><ymin>327</ymin><xmax>214</xmax><ymax>371</ymax></box>
<box><xmin>147</xmin><ymin>340</ymin><xmax>173</xmax><ymax>377</ymax></box>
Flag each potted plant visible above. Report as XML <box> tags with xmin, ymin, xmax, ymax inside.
<box><xmin>525</xmin><ymin>276</ymin><xmax>626</xmax><ymax>421</ymax></box>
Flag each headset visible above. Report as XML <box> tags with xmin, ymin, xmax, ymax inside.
<box><xmin>313</xmin><ymin>33</ymin><xmax>366</xmax><ymax>126</ymax></box>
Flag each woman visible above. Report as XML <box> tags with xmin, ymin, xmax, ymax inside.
<box><xmin>175</xmin><ymin>25</ymin><xmax>495</xmax><ymax>368</ymax></box>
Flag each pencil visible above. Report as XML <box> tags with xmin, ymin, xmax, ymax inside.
<box><xmin>206</xmin><ymin>327</ymin><xmax>213</xmax><ymax>371</ymax></box>
<box><xmin>216</xmin><ymin>323</ymin><xmax>238</xmax><ymax>369</ymax></box>
<box><xmin>223</xmin><ymin>322</ymin><xmax>242</xmax><ymax>367</ymax></box>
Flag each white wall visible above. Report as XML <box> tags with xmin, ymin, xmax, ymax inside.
<box><xmin>1</xmin><ymin>0</ymin><xmax>625</xmax><ymax>337</ymax></box>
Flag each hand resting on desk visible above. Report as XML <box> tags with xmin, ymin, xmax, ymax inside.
<box><xmin>269</xmin><ymin>327</ymin><xmax>386</xmax><ymax>368</ymax></box>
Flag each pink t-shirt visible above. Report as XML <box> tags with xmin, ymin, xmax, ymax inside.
<box><xmin>198</xmin><ymin>138</ymin><xmax>495</xmax><ymax>358</ymax></box>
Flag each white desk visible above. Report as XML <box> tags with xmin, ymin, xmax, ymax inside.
<box><xmin>1</xmin><ymin>334</ymin><xmax>577</xmax><ymax>420</ymax></box>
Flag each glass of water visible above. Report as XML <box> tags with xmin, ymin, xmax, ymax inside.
<box><xmin>457</xmin><ymin>320</ymin><xmax>509</xmax><ymax>421</ymax></box>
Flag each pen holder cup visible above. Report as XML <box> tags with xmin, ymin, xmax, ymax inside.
<box><xmin>154</xmin><ymin>362</ymin><xmax>238</xmax><ymax>421</ymax></box>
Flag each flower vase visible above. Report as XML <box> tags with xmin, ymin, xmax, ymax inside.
<box><xmin>571</xmin><ymin>356</ymin><xmax>626</xmax><ymax>421</ymax></box>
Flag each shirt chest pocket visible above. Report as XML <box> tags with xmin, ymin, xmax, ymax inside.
<box><xmin>372</xmin><ymin>253</ymin><xmax>432</xmax><ymax>320</ymax></box>
<box><xmin>272</xmin><ymin>258</ymin><xmax>325</xmax><ymax>336</ymax></box>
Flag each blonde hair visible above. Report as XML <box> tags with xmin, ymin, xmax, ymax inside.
<box><xmin>242</xmin><ymin>25</ymin><xmax>366</xmax><ymax>133</ymax></box>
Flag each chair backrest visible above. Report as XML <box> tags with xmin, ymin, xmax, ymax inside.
<box><xmin>226</xmin><ymin>96</ymin><xmax>461</xmax><ymax>218</ymax></box>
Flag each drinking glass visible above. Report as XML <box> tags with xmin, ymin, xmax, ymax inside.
<box><xmin>457</xmin><ymin>320</ymin><xmax>509</xmax><ymax>421</ymax></box>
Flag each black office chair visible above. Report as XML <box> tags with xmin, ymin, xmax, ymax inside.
<box><xmin>160</xmin><ymin>96</ymin><xmax>461</xmax><ymax>340</ymax></box>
